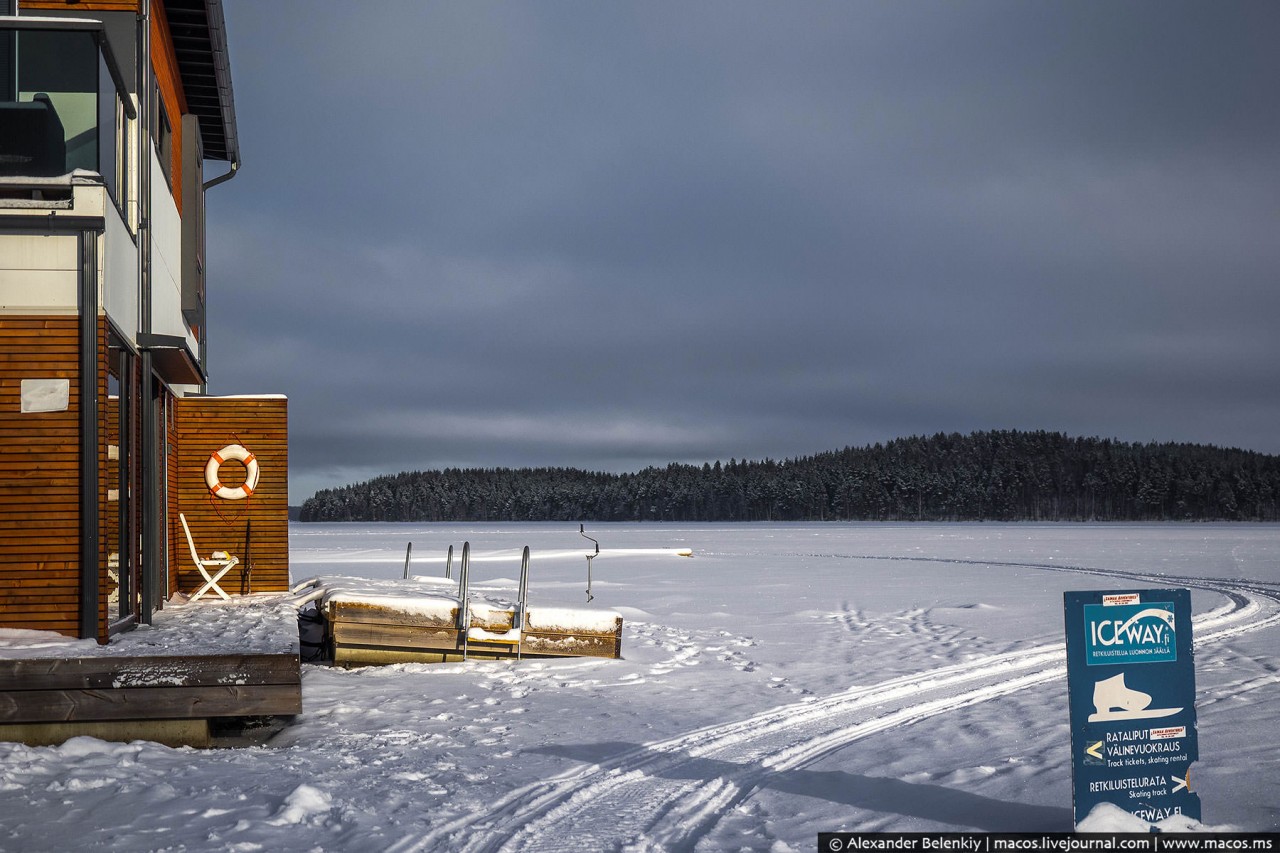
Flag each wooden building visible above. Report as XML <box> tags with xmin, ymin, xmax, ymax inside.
<box><xmin>0</xmin><ymin>1</ymin><xmax>289</xmax><ymax>644</ymax></box>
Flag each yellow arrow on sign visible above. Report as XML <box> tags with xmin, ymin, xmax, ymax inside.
<box><xmin>1086</xmin><ymin>741</ymin><xmax>1104</xmax><ymax>760</ymax></box>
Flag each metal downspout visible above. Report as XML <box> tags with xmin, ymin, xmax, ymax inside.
<box><xmin>140</xmin><ymin>369</ymin><xmax>156</xmax><ymax>623</ymax></box>
<box><xmin>203</xmin><ymin>158</ymin><xmax>238</xmax><ymax>191</ymax></box>
<box><xmin>78</xmin><ymin>232</ymin><xmax>101</xmax><ymax>640</ymax></box>
<box><xmin>138</xmin><ymin>0</ymin><xmax>160</xmax><ymax>622</ymax></box>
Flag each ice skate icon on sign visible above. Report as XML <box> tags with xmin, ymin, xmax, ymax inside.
<box><xmin>1088</xmin><ymin>672</ymin><xmax>1182</xmax><ymax>722</ymax></box>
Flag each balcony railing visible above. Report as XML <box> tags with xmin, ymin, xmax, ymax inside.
<box><xmin>0</xmin><ymin>17</ymin><xmax>135</xmax><ymax>208</ymax></box>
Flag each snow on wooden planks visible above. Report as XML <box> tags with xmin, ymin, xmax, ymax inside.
<box><xmin>305</xmin><ymin>577</ymin><xmax>624</xmax><ymax>666</ymax></box>
<box><xmin>0</xmin><ymin>653</ymin><xmax>302</xmax><ymax>747</ymax></box>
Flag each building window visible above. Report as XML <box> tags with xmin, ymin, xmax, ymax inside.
<box><xmin>0</xmin><ymin>29</ymin><xmax>98</xmax><ymax>176</ymax></box>
<box><xmin>151</xmin><ymin>75</ymin><xmax>173</xmax><ymax>188</ymax></box>
<box><xmin>0</xmin><ymin>25</ymin><xmax>130</xmax><ymax>209</ymax></box>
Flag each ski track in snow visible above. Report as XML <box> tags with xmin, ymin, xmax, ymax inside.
<box><xmin>396</xmin><ymin>558</ymin><xmax>1280</xmax><ymax>853</ymax></box>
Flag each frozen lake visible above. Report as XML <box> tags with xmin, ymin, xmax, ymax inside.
<box><xmin>2</xmin><ymin>522</ymin><xmax>1277</xmax><ymax>849</ymax></box>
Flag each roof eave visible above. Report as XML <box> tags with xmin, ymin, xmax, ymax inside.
<box><xmin>202</xmin><ymin>0</ymin><xmax>239</xmax><ymax>165</ymax></box>
<box><xmin>164</xmin><ymin>0</ymin><xmax>239</xmax><ymax>165</ymax></box>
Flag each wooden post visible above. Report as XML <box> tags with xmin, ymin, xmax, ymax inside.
<box><xmin>241</xmin><ymin>519</ymin><xmax>252</xmax><ymax>595</ymax></box>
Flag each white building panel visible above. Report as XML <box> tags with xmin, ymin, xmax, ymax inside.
<box><xmin>0</xmin><ymin>232</ymin><xmax>77</xmax><ymax>270</ymax></box>
<box><xmin>150</xmin><ymin>259</ymin><xmax>186</xmax><ymax>338</ymax></box>
<box><xmin>149</xmin><ymin>150</ymin><xmax>190</xmax><ymax>346</ymax></box>
<box><xmin>0</xmin><ymin>270</ymin><xmax>79</xmax><ymax>311</ymax></box>
<box><xmin>103</xmin><ymin>203</ymin><xmax>139</xmax><ymax>341</ymax></box>
<box><xmin>0</xmin><ymin>233</ymin><xmax>78</xmax><ymax>311</ymax></box>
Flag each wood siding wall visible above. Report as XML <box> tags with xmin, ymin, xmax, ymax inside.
<box><xmin>94</xmin><ymin>317</ymin><xmax>110</xmax><ymax>642</ymax></box>
<box><xmin>172</xmin><ymin>398</ymin><xmax>289</xmax><ymax>594</ymax></box>
<box><xmin>166</xmin><ymin>393</ymin><xmax>179</xmax><ymax>596</ymax></box>
<box><xmin>0</xmin><ymin>318</ymin><xmax>82</xmax><ymax>635</ymax></box>
<box><xmin>150</xmin><ymin>0</ymin><xmax>188</xmax><ymax>215</ymax></box>
<box><xmin>19</xmin><ymin>2</ymin><xmax>141</xmax><ymax>11</ymax></box>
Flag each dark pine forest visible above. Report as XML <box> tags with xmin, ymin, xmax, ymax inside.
<box><xmin>298</xmin><ymin>431</ymin><xmax>1280</xmax><ymax>523</ymax></box>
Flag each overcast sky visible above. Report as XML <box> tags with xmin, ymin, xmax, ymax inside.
<box><xmin>206</xmin><ymin>1</ymin><xmax>1280</xmax><ymax>503</ymax></box>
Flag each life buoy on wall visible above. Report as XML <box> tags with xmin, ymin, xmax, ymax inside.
<box><xmin>205</xmin><ymin>444</ymin><xmax>260</xmax><ymax>500</ymax></box>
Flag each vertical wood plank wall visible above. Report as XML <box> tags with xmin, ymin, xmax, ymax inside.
<box><xmin>95</xmin><ymin>317</ymin><xmax>109</xmax><ymax>642</ymax></box>
<box><xmin>0</xmin><ymin>317</ymin><xmax>81</xmax><ymax>635</ymax></box>
<box><xmin>166</xmin><ymin>394</ymin><xmax>179</xmax><ymax>595</ymax></box>
<box><xmin>150</xmin><ymin>0</ymin><xmax>188</xmax><ymax>215</ymax></box>
<box><xmin>19</xmin><ymin>1</ymin><xmax>141</xmax><ymax>10</ymax></box>
<box><xmin>172</xmin><ymin>398</ymin><xmax>289</xmax><ymax>594</ymax></box>
<box><xmin>104</xmin><ymin>395</ymin><xmax>117</xmax><ymax>607</ymax></box>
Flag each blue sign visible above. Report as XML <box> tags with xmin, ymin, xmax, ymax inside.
<box><xmin>1064</xmin><ymin>589</ymin><xmax>1200</xmax><ymax>826</ymax></box>
<box><xmin>1082</xmin><ymin>601</ymin><xmax>1177</xmax><ymax>667</ymax></box>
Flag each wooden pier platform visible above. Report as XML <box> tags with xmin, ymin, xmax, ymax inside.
<box><xmin>0</xmin><ymin>652</ymin><xmax>301</xmax><ymax>747</ymax></box>
<box><xmin>0</xmin><ymin>596</ymin><xmax>302</xmax><ymax>747</ymax></box>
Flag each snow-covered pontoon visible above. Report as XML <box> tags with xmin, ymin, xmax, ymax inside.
<box><xmin>293</xmin><ymin>541</ymin><xmax>635</xmax><ymax>666</ymax></box>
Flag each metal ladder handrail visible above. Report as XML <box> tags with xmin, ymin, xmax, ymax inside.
<box><xmin>452</xmin><ymin>542</ymin><xmax>535</xmax><ymax>660</ymax></box>
<box><xmin>514</xmin><ymin>545</ymin><xmax>530</xmax><ymax>659</ymax></box>
<box><xmin>457</xmin><ymin>541</ymin><xmax>471</xmax><ymax>658</ymax></box>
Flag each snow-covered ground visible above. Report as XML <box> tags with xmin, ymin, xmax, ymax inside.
<box><xmin>2</xmin><ymin>522</ymin><xmax>1278</xmax><ymax>850</ymax></box>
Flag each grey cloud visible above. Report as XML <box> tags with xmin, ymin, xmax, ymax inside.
<box><xmin>210</xmin><ymin>1</ymin><xmax>1280</xmax><ymax>501</ymax></box>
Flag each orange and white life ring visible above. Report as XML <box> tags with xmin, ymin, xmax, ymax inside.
<box><xmin>205</xmin><ymin>444</ymin><xmax>260</xmax><ymax>500</ymax></box>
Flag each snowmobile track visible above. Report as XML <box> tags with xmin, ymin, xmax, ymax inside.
<box><xmin>399</xmin><ymin>559</ymin><xmax>1280</xmax><ymax>853</ymax></box>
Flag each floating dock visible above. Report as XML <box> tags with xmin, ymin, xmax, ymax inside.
<box><xmin>293</xmin><ymin>576</ymin><xmax>624</xmax><ymax>667</ymax></box>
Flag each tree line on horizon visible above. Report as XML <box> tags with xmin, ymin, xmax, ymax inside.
<box><xmin>297</xmin><ymin>430</ymin><xmax>1280</xmax><ymax>523</ymax></box>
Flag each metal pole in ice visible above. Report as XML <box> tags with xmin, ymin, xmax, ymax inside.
<box><xmin>580</xmin><ymin>524</ymin><xmax>599</xmax><ymax>603</ymax></box>
<box><xmin>402</xmin><ymin>542</ymin><xmax>413</xmax><ymax>579</ymax></box>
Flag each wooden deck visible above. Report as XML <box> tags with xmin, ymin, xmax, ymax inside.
<box><xmin>0</xmin><ymin>594</ymin><xmax>304</xmax><ymax>747</ymax></box>
<box><xmin>0</xmin><ymin>652</ymin><xmax>301</xmax><ymax>747</ymax></box>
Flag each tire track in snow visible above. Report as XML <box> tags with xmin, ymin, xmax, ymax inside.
<box><xmin>397</xmin><ymin>561</ymin><xmax>1280</xmax><ymax>852</ymax></box>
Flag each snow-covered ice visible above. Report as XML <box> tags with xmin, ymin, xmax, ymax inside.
<box><xmin>1</xmin><ymin>522</ymin><xmax>1277</xmax><ymax>851</ymax></box>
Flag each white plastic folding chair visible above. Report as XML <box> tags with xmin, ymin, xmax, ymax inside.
<box><xmin>180</xmin><ymin>512</ymin><xmax>239</xmax><ymax>601</ymax></box>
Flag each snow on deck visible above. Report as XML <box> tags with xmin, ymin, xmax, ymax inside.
<box><xmin>295</xmin><ymin>575</ymin><xmax>460</xmax><ymax>621</ymax></box>
<box><xmin>0</xmin><ymin>576</ymin><xmax>623</xmax><ymax>664</ymax></box>
<box><xmin>525</xmin><ymin>605</ymin><xmax>622</xmax><ymax>634</ymax></box>
<box><xmin>0</xmin><ymin>593</ymin><xmax>300</xmax><ymax>660</ymax></box>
